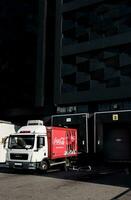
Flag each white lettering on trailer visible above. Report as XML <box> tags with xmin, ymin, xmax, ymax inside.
<box><xmin>54</xmin><ymin>137</ymin><xmax>65</xmax><ymax>145</ymax></box>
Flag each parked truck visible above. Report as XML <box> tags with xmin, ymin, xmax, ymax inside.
<box><xmin>6</xmin><ymin>110</ymin><xmax>131</xmax><ymax>173</ymax></box>
<box><xmin>0</xmin><ymin>120</ymin><xmax>16</xmax><ymax>163</ymax></box>
<box><xmin>6</xmin><ymin>120</ymin><xmax>77</xmax><ymax>171</ymax></box>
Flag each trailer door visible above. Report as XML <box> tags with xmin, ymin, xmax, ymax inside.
<box><xmin>51</xmin><ymin>113</ymin><xmax>89</xmax><ymax>153</ymax></box>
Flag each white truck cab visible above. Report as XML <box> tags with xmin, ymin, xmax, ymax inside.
<box><xmin>6</xmin><ymin>120</ymin><xmax>48</xmax><ymax>170</ymax></box>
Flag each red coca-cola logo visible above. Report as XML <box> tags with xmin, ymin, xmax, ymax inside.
<box><xmin>54</xmin><ymin>137</ymin><xmax>65</xmax><ymax>145</ymax></box>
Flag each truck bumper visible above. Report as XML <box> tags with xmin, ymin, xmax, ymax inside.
<box><xmin>6</xmin><ymin>161</ymin><xmax>38</xmax><ymax>170</ymax></box>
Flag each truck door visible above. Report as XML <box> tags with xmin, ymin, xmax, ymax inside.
<box><xmin>36</xmin><ymin>136</ymin><xmax>48</xmax><ymax>161</ymax></box>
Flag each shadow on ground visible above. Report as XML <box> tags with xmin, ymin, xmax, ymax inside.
<box><xmin>0</xmin><ymin>165</ymin><xmax>131</xmax><ymax>199</ymax></box>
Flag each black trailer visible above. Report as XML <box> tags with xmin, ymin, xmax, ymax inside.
<box><xmin>94</xmin><ymin>110</ymin><xmax>131</xmax><ymax>163</ymax></box>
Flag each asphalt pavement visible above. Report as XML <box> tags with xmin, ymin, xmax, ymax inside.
<box><xmin>0</xmin><ymin>167</ymin><xmax>130</xmax><ymax>200</ymax></box>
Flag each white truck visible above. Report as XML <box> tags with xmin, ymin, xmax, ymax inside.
<box><xmin>0</xmin><ymin>120</ymin><xmax>16</xmax><ymax>163</ymax></box>
<box><xmin>6</xmin><ymin>120</ymin><xmax>77</xmax><ymax>171</ymax></box>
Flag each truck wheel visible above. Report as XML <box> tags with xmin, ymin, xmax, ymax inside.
<box><xmin>40</xmin><ymin>160</ymin><xmax>49</xmax><ymax>171</ymax></box>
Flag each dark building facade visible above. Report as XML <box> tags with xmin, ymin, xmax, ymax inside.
<box><xmin>54</xmin><ymin>0</ymin><xmax>131</xmax><ymax>113</ymax></box>
<box><xmin>0</xmin><ymin>0</ymin><xmax>55</xmax><ymax>123</ymax></box>
<box><xmin>1</xmin><ymin>0</ymin><xmax>131</xmax><ymax>123</ymax></box>
<box><xmin>0</xmin><ymin>1</ymin><xmax>39</xmax><ymax>108</ymax></box>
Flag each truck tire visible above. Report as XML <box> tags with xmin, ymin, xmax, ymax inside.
<box><xmin>40</xmin><ymin>160</ymin><xmax>49</xmax><ymax>172</ymax></box>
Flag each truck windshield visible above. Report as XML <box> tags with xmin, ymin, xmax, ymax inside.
<box><xmin>8</xmin><ymin>135</ymin><xmax>35</xmax><ymax>149</ymax></box>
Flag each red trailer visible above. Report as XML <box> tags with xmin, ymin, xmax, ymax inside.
<box><xmin>47</xmin><ymin>127</ymin><xmax>77</xmax><ymax>159</ymax></box>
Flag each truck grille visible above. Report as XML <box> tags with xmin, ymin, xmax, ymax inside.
<box><xmin>10</xmin><ymin>153</ymin><xmax>28</xmax><ymax>160</ymax></box>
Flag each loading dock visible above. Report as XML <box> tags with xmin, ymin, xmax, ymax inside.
<box><xmin>94</xmin><ymin>110</ymin><xmax>131</xmax><ymax>162</ymax></box>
